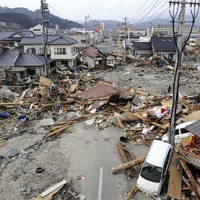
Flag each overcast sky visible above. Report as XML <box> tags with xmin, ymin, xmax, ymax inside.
<box><xmin>1</xmin><ymin>0</ymin><xmax>170</xmax><ymax>22</ymax></box>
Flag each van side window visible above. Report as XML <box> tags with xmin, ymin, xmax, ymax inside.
<box><xmin>180</xmin><ymin>128</ymin><xmax>188</xmax><ymax>134</ymax></box>
<box><xmin>175</xmin><ymin>129</ymin><xmax>179</xmax><ymax>135</ymax></box>
<box><xmin>163</xmin><ymin>149</ymin><xmax>172</xmax><ymax>176</ymax></box>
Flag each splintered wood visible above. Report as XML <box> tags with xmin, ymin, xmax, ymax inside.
<box><xmin>167</xmin><ymin>152</ymin><xmax>182</xmax><ymax>200</ymax></box>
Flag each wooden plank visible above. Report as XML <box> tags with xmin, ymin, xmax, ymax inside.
<box><xmin>126</xmin><ymin>186</ymin><xmax>138</xmax><ymax>200</ymax></box>
<box><xmin>35</xmin><ymin>180</ymin><xmax>66</xmax><ymax>200</ymax></box>
<box><xmin>179</xmin><ymin>158</ymin><xmax>200</xmax><ymax>199</ymax></box>
<box><xmin>135</xmin><ymin>89</ymin><xmax>149</xmax><ymax>96</ymax></box>
<box><xmin>183</xmin><ymin>110</ymin><xmax>200</xmax><ymax>122</ymax></box>
<box><xmin>116</xmin><ymin>117</ymin><xmax>124</xmax><ymax>129</ymax></box>
<box><xmin>44</xmin><ymin>125</ymin><xmax>69</xmax><ymax>138</ymax></box>
<box><xmin>167</xmin><ymin>152</ymin><xmax>182</xmax><ymax>199</ymax></box>
<box><xmin>39</xmin><ymin>76</ymin><xmax>51</xmax><ymax>86</ymax></box>
<box><xmin>41</xmin><ymin>180</ymin><xmax>67</xmax><ymax>197</ymax></box>
<box><xmin>116</xmin><ymin>142</ymin><xmax>134</xmax><ymax>178</ymax></box>
<box><xmin>41</xmin><ymin>100</ymin><xmax>74</xmax><ymax>109</ymax></box>
<box><xmin>35</xmin><ymin>186</ymin><xmax>63</xmax><ymax>200</ymax></box>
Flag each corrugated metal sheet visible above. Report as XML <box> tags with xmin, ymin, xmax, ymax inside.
<box><xmin>185</xmin><ymin>120</ymin><xmax>200</xmax><ymax>137</ymax></box>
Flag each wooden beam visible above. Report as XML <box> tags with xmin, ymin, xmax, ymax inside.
<box><xmin>112</xmin><ymin>157</ymin><xmax>145</xmax><ymax>174</ymax></box>
<box><xmin>179</xmin><ymin>158</ymin><xmax>200</xmax><ymax>199</ymax></box>
<box><xmin>44</xmin><ymin>124</ymin><xmax>69</xmax><ymax>138</ymax></box>
<box><xmin>116</xmin><ymin>142</ymin><xmax>134</xmax><ymax>178</ymax></box>
<box><xmin>126</xmin><ymin>186</ymin><xmax>138</xmax><ymax>200</ymax></box>
<box><xmin>167</xmin><ymin>152</ymin><xmax>182</xmax><ymax>199</ymax></box>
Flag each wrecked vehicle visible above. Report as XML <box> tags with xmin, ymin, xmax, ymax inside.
<box><xmin>161</xmin><ymin>121</ymin><xmax>196</xmax><ymax>144</ymax></box>
<box><xmin>136</xmin><ymin>140</ymin><xmax>173</xmax><ymax>197</ymax></box>
<box><xmin>56</xmin><ymin>65</ymin><xmax>72</xmax><ymax>75</ymax></box>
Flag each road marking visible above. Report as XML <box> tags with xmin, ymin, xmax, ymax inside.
<box><xmin>98</xmin><ymin>167</ymin><xmax>103</xmax><ymax>200</ymax></box>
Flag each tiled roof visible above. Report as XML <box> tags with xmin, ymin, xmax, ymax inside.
<box><xmin>0</xmin><ymin>49</ymin><xmax>19</xmax><ymax>68</ymax></box>
<box><xmin>17</xmin><ymin>31</ymin><xmax>35</xmax><ymax>37</ymax></box>
<box><xmin>82</xmin><ymin>47</ymin><xmax>102</xmax><ymax>58</ymax></box>
<box><xmin>185</xmin><ymin>120</ymin><xmax>200</xmax><ymax>137</ymax></box>
<box><xmin>15</xmin><ymin>53</ymin><xmax>44</xmax><ymax>67</ymax></box>
<box><xmin>132</xmin><ymin>42</ymin><xmax>152</xmax><ymax>51</ymax></box>
<box><xmin>150</xmin><ymin>37</ymin><xmax>176</xmax><ymax>52</ymax></box>
<box><xmin>0</xmin><ymin>31</ymin><xmax>16</xmax><ymax>40</ymax></box>
<box><xmin>15</xmin><ymin>52</ymin><xmax>54</xmax><ymax>67</ymax></box>
<box><xmin>0</xmin><ymin>49</ymin><xmax>53</xmax><ymax>68</ymax></box>
<box><xmin>20</xmin><ymin>35</ymin><xmax>78</xmax><ymax>45</ymax></box>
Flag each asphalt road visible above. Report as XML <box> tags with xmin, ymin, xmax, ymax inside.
<box><xmin>59</xmin><ymin>122</ymin><xmax>151</xmax><ymax>200</ymax></box>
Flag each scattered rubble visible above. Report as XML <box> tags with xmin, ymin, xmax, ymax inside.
<box><xmin>0</xmin><ymin>51</ymin><xmax>200</xmax><ymax>199</ymax></box>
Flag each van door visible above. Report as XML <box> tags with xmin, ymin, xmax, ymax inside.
<box><xmin>175</xmin><ymin>128</ymin><xmax>193</xmax><ymax>143</ymax></box>
<box><xmin>162</xmin><ymin>148</ymin><xmax>172</xmax><ymax>180</ymax></box>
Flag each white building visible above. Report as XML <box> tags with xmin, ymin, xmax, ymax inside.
<box><xmin>147</xmin><ymin>26</ymin><xmax>200</xmax><ymax>38</ymax></box>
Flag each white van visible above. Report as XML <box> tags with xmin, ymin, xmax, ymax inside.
<box><xmin>161</xmin><ymin>121</ymin><xmax>196</xmax><ymax>144</ymax></box>
<box><xmin>136</xmin><ymin>140</ymin><xmax>173</xmax><ymax>197</ymax></box>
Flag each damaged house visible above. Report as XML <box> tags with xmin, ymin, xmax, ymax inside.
<box><xmin>150</xmin><ymin>37</ymin><xmax>176</xmax><ymax>62</ymax></box>
<box><xmin>0</xmin><ymin>45</ymin><xmax>53</xmax><ymax>81</ymax></box>
<box><xmin>20</xmin><ymin>35</ymin><xmax>78</xmax><ymax>68</ymax></box>
<box><xmin>80</xmin><ymin>47</ymin><xmax>115</xmax><ymax>68</ymax></box>
<box><xmin>80</xmin><ymin>47</ymin><xmax>104</xmax><ymax>68</ymax></box>
<box><xmin>131</xmin><ymin>42</ymin><xmax>152</xmax><ymax>57</ymax></box>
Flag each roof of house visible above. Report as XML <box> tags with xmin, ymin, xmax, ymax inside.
<box><xmin>132</xmin><ymin>42</ymin><xmax>152</xmax><ymax>51</ymax></box>
<box><xmin>82</xmin><ymin>47</ymin><xmax>102</xmax><ymax>58</ymax></box>
<box><xmin>15</xmin><ymin>53</ymin><xmax>44</xmax><ymax>67</ymax></box>
<box><xmin>0</xmin><ymin>48</ymin><xmax>53</xmax><ymax>69</ymax></box>
<box><xmin>20</xmin><ymin>35</ymin><xmax>78</xmax><ymax>45</ymax></box>
<box><xmin>0</xmin><ymin>30</ymin><xmax>35</xmax><ymax>41</ymax></box>
<box><xmin>17</xmin><ymin>31</ymin><xmax>35</xmax><ymax>37</ymax></box>
<box><xmin>0</xmin><ymin>31</ymin><xmax>16</xmax><ymax>40</ymax></box>
<box><xmin>0</xmin><ymin>49</ymin><xmax>19</xmax><ymax>68</ymax></box>
<box><xmin>185</xmin><ymin>120</ymin><xmax>200</xmax><ymax>137</ymax></box>
<box><xmin>150</xmin><ymin>37</ymin><xmax>176</xmax><ymax>52</ymax></box>
<box><xmin>77</xmin><ymin>84</ymin><xmax>120</xmax><ymax>99</ymax></box>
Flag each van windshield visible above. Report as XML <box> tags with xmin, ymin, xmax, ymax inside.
<box><xmin>141</xmin><ymin>162</ymin><xmax>162</xmax><ymax>183</ymax></box>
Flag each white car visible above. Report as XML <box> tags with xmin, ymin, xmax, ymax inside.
<box><xmin>136</xmin><ymin>140</ymin><xmax>173</xmax><ymax>197</ymax></box>
<box><xmin>161</xmin><ymin>121</ymin><xmax>196</xmax><ymax>144</ymax></box>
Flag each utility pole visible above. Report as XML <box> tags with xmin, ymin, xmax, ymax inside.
<box><xmin>123</xmin><ymin>17</ymin><xmax>128</xmax><ymax>63</ymax></box>
<box><xmin>85</xmin><ymin>14</ymin><xmax>89</xmax><ymax>47</ymax></box>
<box><xmin>41</xmin><ymin>0</ymin><xmax>49</xmax><ymax>76</ymax></box>
<box><xmin>168</xmin><ymin>0</ymin><xmax>199</xmax><ymax>145</ymax></box>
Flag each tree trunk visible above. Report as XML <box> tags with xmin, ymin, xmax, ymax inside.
<box><xmin>112</xmin><ymin>157</ymin><xmax>145</xmax><ymax>174</ymax></box>
<box><xmin>116</xmin><ymin>142</ymin><xmax>134</xmax><ymax>178</ymax></box>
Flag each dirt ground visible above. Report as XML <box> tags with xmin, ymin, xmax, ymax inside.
<box><xmin>0</xmin><ymin>64</ymin><xmax>200</xmax><ymax>200</ymax></box>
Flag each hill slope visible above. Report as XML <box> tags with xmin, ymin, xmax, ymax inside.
<box><xmin>0</xmin><ymin>6</ymin><xmax>83</xmax><ymax>30</ymax></box>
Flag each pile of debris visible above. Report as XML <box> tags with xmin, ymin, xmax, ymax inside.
<box><xmin>0</xmin><ymin>63</ymin><xmax>200</xmax><ymax>199</ymax></box>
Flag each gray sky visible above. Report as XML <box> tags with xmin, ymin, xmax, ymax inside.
<box><xmin>1</xmin><ymin>0</ymin><xmax>170</xmax><ymax>22</ymax></box>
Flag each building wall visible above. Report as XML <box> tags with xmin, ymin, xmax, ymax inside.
<box><xmin>147</xmin><ymin>26</ymin><xmax>200</xmax><ymax>37</ymax></box>
<box><xmin>23</xmin><ymin>44</ymin><xmax>49</xmax><ymax>54</ymax></box>
<box><xmin>84</xmin><ymin>56</ymin><xmax>94</xmax><ymax>68</ymax></box>
<box><xmin>35</xmin><ymin>67</ymin><xmax>44</xmax><ymax>77</ymax></box>
<box><xmin>135</xmin><ymin>50</ymin><xmax>152</xmax><ymax>56</ymax></box>
<box><xmin>23</xmin><ymin>44</ymin><xmax>76</xmax><ymax>60</ymax></box>
<box><xmin>66</xmin><ymin>33</ymin><xmax>89</xmax><ymax>47</ymax></box>
<box><xmin>49</xmin><ymin>44</ymin><xmax>75</xmax><ymax>60</ymax></box>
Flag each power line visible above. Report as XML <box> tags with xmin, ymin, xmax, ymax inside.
<box><xmin>136</xmin><ymin>0</ymin><xmax>163</xmax><ymax>24</ymax></box>
<box><xmin>48</xmin><ymin>3</ymin><xmax>74</xmax><ymax>21</ymax></box>
<box><xmin>138</xmin><ymin>10</ymin><xmax>168</xmax><ymax>29</ymax></box>
<box><xmin>136</xmin><ymin>2</ymin><xmax>169</xmax><ymax>28</ymax></box>
<box><xmin>129</xmin><ymin>0</ymin><xmax>151</xmax><ymax>20</ymax></box>
<box><xmin>48</xmin><ymin>4</ymin><xmax>65</xmax><ymax>19</ymax></box>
